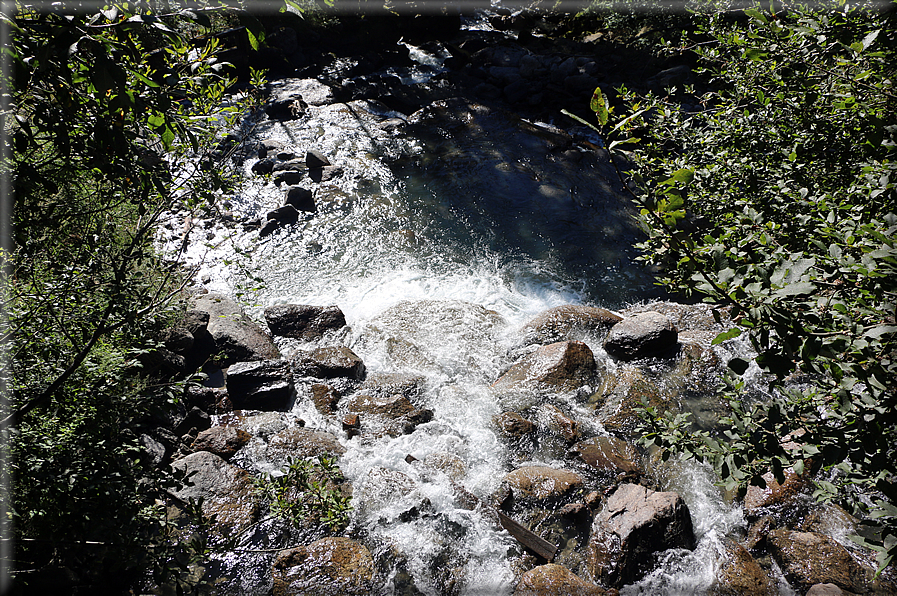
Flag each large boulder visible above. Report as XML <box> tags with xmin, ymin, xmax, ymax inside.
<box><xmin>766</xmin><ymin>530</ymin><xmax>866</xmax><ymax>594</ymax></box>
<box><xmin>744</xmin><ymin>468</ymin><xmax>811</xmax><ymax>516</ymax></box>
<box><xmin>493</xmin><ymin>411</ymin><xmax>536</xmax><ymax>440</ymax></box>
<box><xmin>519</xmin><ymin>305</ymin><xmax>622</xmax><ymax>346</ymax></box>
<box><xmin>493</xmin><ymin>340</ymin><xmax>596</xmax><ymax>393</ymax></box>
<box><xmin>591</xmin><ymin>368</ymin><xmax>665</xmax><ymax>439</ymax></box>
<box><xmin>513</xmin><ymin>563</ymin><xmax>608</xmax><ymax>596</ymax></box>
<box><xmin>191</xmin><ymin>294</ymin><xmax>280</xmax><ymax>367</ymax></box>
<box><xmin>169</xmin><ymin>451</ymin><xmax>259</xmax><ymax>537</ymax></box>
<box><xmin>272</xmin><ymin>538</ymin><xmax>374</xmax><ymax>596</ymax></box>
<box><xmin>264</xmin><ymin>304</ymin><xmax>347</xmax><ymax>340</ymax></box>
<box><xmin>225</xmin><ymin>359</ymin><xmax>294</xmax><ymax>411</ymax></box>
<box><xmin>501</xmin><ymin>465</ymin><xmax>584</xmax><ymax>503</ymax></box>
<box><xmin>603</xmin><ymin>312</ymin><xmax>678</xmax><ymax>360</ymax></box>
<box><xmin>292</xmin><ymin>346</ymin><xmax>365</xmax><ymax>380</ymax></box>
<box><xmin>586</xmin><ymin>483</ymin><xmax>695</xmax><ymax>588</ymax></box>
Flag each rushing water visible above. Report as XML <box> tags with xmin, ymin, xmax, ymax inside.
<box><xmin>160</xmin><ymin>39</ymin><xmax>760</xmax><ymax>596</ymax></box>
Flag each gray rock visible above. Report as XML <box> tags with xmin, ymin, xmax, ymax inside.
<box><xmin>272</xmin><ymin>170</ymin><xmax>303</xmax><ymax>187</ymax></box>
<box><xmin>308</xmin><ymin>165</ymin><xmax>344</xmax><ymax>183</ymax></box>
<box><xmin>306</xmin><ymin>149</ymin><xmax>331</xmax><ymax>168</ymax></box>
<box><xmin>169</xmin><ymin>450</ymin><xmax>259</xmax><ymax>537</ymax></box>
<box><xmin>272</xmin><ymin>158</ymin><xmax>305</xmax><ymax>172</ymax></box>
<box><xmin>192</xmin><ymin>294</ymin><xmax>280</xmax><ymax>366</ymax></box>
<box><xmin>160</xmin><ymin>326</ymin><xmax>194</xmax><ymax>354</ymax></box>
<box><xmin>285</xmin><ymin>186</ymin><xmax>315</xmax><ymax>212</ymax></box>
<box><xmin>265</xmin><ymin>427</ymin><xmax>346</xmax><ymax>468</ymax></box>
<box><xmin>259</xmin><ymin>219</ymin><xmax>281</xmax><ymax>238</ymax></box>
<box><xmin>226</xmin><ymin>359</ymin><xmax>294</xmax><ymax>411</ymax></box>
<box><xmin>257</xmin><ymin>138</ymin><xmax>283</xmax><ymax>159</ymax></box>
<box><xmin>501</xmin><ymin>465</ymin><xmax>584</xmax><ymax>503</ymax></box>
<box><xmin>267</xmin><ymin>205</ymin><xmax>300</xmax><ymax>224</ymax></box>
<box><xmin>709</xmin><ymin>539</ymin><xmax>773</xmax><ymax>596</ymax></box>
<box><xmin>586</xmin><ymin>483</ymin><xmax>695</xmax><ymax>587</ymax></box>
<box><xmin>265</xmin><ymin>304</ymin><xmax>347</xmax><ymax>340</ymax></box>
<box><xmin>513</xmin><ymin>563</ymin><xmax>607</xmax><ymax>596</ymax></box>
<box><xmin>603</xmin><ymin>312</ymin><xmax>678</xmax><ymax>360</ymax></box>
<box><xmin>292</xmin><ymin>346</ymin><xmax>365</xmax><ymax>380</ymax></box>
<box><xmin>571</xmin><ymin>436</ymin><xmax>642</xmax><ymax>477</ymax></box>
<box><xmin>251</xmin><ymin>157</ymin><xmax>276</xmax><ymax>175</ymax></box>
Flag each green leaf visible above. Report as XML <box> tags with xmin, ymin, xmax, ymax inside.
<box><xmin>671</xmin><ymin>168</ymin><xmax>694</xmax><ymax>185</ymax></box>
<box><xmin>713</xmin><ymin>327</ymin><xmax>743</xmax><ymax>345</ymax></box>
<box><xmin>774</xmin><ymin>281</ymin><xmax>816</xmax><ymax>297</ymax></box>
<box><xmin>743</xmin><ymin>8</ymin><xmax>768</xmax><ymax>23</ymax></box>
<box><xmin>861</xmin><ymin>29</ymin><xmax>880</xmax><ymax>50</ymax></box>
<box><xmin>590</xmin><ymin>87</ymin><xmax>609</xmax><ymax>126</ymax></box>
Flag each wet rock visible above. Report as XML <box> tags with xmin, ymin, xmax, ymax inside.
<box><xmin>646</xmin><ymin>64</ymin><xmax>691</xmax><ymax>92</ymax></box>
<box><xmin>592</xmin><ymin>368</ymin><xmax>664</xmax><ymax>439</ymax></box>
<box><xmin>502</xmin><ymin>465</ymin><xmax>584</xmax><ymax>503</ymax></box>
<box><xmin>310</xmin><ymin>383</ymin><xmax>341</xmax><ymax>414</ymax></box>
<box><xmin>191</xmin><ymin>426</ymin><xmax>251</xmax><ymax>460</ymax></box>
<box><xmin>264</xmin><ymin>92</ymin><xmax>307</xmax><ymax>121</ymax></box>
<box><xmin>264</xmin><ymin>304</ymin><xmax>347</xmax><ymax>340</ymax></box>
<box><xmin>805</xmin><ymin>585</ymin><xmax>859</xmax><ymax>596</ymax></box>
<box><xmin>191</xmin><ymin>294</ymin><xmax>280</xmax><ymax>367</ymax></box>
<box><xmin>268</xmin><ymin>78</ymin><xmax>334</xmax><ymax>107</ymax></box>
<box><xmin>766</xmin><ymin>529</ymin><xmax>865</xmax><ymax>594</ymax></box>
<box><xmin>292</xmin><ymin>346</ymin><xmax>365</xmax><ymax>380</ymax></box>
<box><xmin>709</xmin><ymin>539</ymin><xmax>773</xmax><ymax>596</ymax></box>
<box><xmin>420</xmin><ymin>452</ymin><xmax>467</xmax><ymax>483</ymax></box>
<box><xmin>513</xmin><ymin>563</ymin><xmax>608</xmax><ymax>596</ymax></box>
<box><xmin>259</xmin><ymin>219</ymin><xmax>281</xmax><ymax>238</ymax></box>
<box><xmin>251</xmin><ymin>157</ymin><xmax>276</xmax><ymax>175</ymax></box>
<box><xmin>604</xmin><ymin>312</ymin><xmax>678</xmax><ymax>360</ymax></box>
<box><xmin>494</xmin><ymin>411</ymin><xmax>536</xmax><ymax>439</ymax></box>
<box><xmin>744</xmin><ymin>468</ymin><xmax>810</xmax><ymax>516</ymax></box>
<box><xmin>534</xmin><ymin>403</ymin><xmax>581</xmax><ymax>443</ymax></box>
<box><xmin>356</xmin><ymin>466</ymin><xmax>417</xmax><ymax>517</ymax></box>
<box><xmin>571</xmin><ymin>436</ymin><xmax>642</xmax><ymax>478</ymax></box>
<box><xmin>267</xmin><ymin>205</ymin><xmax>300</xmax><ymax>224</ymax></box>
<box><xmin>265</xmin><ymin>427</ymin><xmax>346</xmax><ymax>468</ymax></box>
<box><xmin>344</xmin><ymin>374</ymin><xmax>433</xmax><ymax>436</ymax></box>
<box><xmin>272</xmin><ymin>170</ymin><xmax>303</xmax><ymax>187</ymax></box>
<box><xmin>306</xmin><ymin>149</ymin><xmax>331</xmax><ymax>168</ymax></box>
<box><xmin>272</xmin><ymin>158</ymin><xmax>306</xmax><ymax>173</ymax></box>
<box><xmin>272</xmin><ymin>537</ymin><xmax>374</xmax><ymax>596</ymax></box>
<box><xmin>308</xmin><ymin>165</ymin><xmax>344</xmax><ymax>183</ymax></box>
<box><xmin>226</xmin><ymin>359</ymin><xmax>294</xmax><ymax>411</ymax></box>
<box><xmin>257</xmin><ymin>138</ymin><xmax>284</xmax><ymax>158</ymax></box>
<box><xmin>519</xmin><ymin>305</ymin><xmax>622</xmax><ymax>346</ymax></box>
<box><xmin>586</xmin><ymin>483</ymin><xmax>695</xmax><ymax>588</ymax></box>
<box><xmin>285</xmin><ymin>186</ymin><xmax>315</xmax><ymax>212</ymax></box>
<box><xmin>169</xmin><ymin>451</ymin><xmax>259</xmax><ymax>537</ymax></box>
<box><xmin>493</xmin><ymin>340</ymin><xmax>597</xmax><ymax>393</ymax></box>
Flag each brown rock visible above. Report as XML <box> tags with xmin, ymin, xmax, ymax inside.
<box><xmin>292</xmin><ymin>346</ymin><xmax>365</xmax><ymax>380</ymax></box>
<box><xmin>265</xmin><ymin>427</ymin><xmax>346</xmax><ymax>466</ymax></box>
<box><xmin>310</xmin><ymin>383</ymin><xmax>341</xmax><ymax>414</ymax></box>
<box><xmin>272</xmin><ymin>537</ymin><xmax>374</xmax><ymax>596</ymax></box>
<box><xmin>503</xmin><ymin>465</ymin><xmax>584</xmax><ymax>502</ymax></box>
<box><xmin>494</xmin><ymin>411</ymin><xmax>536</xmax><ymax>439</ymax></box>
<box><xmin>586</xmin><ymin>483</ymin><xmax>695</xmax><ymax>588</ymax></box>
<box><xmin>191</xmin><ymin>426</ymin><xmax>252</xmax><ymax>460</ymax></box>
<box><xmin>571</xmin><ymin>436</ymin><xmax>642</xmax><ymax>477</ymax></box>
<box><xmin>513</xmin><ymin>563</ymin><xmax>608</xmax><ymax>596</ymax></box>
<box><xmin>592</xmin><ymin>368</ymin><xmax>664</xmax><ymax>439</ymax></box>
<box><xmin>535</xmin><ymin>404</ymin><xmax>580</xmax><ymax>443</ymax></box>
<box><xmin>805</xmin><ymin>584</ymin><xmax>859</xmax><ymax>596</ymax></box>
<box><xmin>519</xmin><ymin>305</ymin><xmax>622</xmax><ymax>346</ymax></box>
<box><xmin>766</xmin><ymin>529</ymin><xmax>865</xmax><ymax>594</ymax></box>
<box><xmin>493</xmin><ymin>340</ymin><xmax>597</xmax><ymax>393</ymax></box>
<box><xmin>604</xmin><ymin>312</ymin><xmax>678</xmax><ymax>360</ymax></box>
<box><xmin>709</xmin><ymin>539</ymin><xmax>773</xmax><ymax>596</ymax></box>
<box><xmin>744</xmin><ymin>468</ymin><xmax>810</xmax><ymax>514</ymax></box>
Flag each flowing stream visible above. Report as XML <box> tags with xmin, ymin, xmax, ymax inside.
<box><xmin>163</xmin><ymin>32</ymin><xmax>766</xmax><ymax>596</ymax></box>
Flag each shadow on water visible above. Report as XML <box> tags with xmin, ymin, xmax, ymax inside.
<box><xmin>391</xmin><ymin>97</ymin><xmax>664</xmax><ymax>307</ymax></box>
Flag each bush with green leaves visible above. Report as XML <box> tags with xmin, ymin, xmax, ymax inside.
<box><xmin>253</xmin><ymin>455</ymin><xmax>353</xmax><ymax>534</ymax></box>
<box><xmin>576</xmin><ymin>1</ymin><xmax>896</xmax><ymax>572</ymax></box>
<box><xmin>2</xmin><ymin>1</ymin><xmax>265</xmax><ymax>591</ymax></box>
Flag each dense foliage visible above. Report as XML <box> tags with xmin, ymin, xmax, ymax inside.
<box><xmin>1</xmin><ymin>1</ymin><xmax>260</xmax><ymax>591</ymax></box>
<box><xmin>590</xmin><ymin>1</ymin><xmax>896</xmax><ymax>572</ymax></box>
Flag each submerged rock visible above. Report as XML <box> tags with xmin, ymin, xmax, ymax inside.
<box><xmin>502</xmin><ymin>465</ymin><xmax>584</xmax><ymax>503</ymax></box>
<box><xmin>519</xmin><ymin>305</ymin><xmax>622</xmax><ymax>346</ymax></box>
<box><xmin>571</xmin><ymin>436</ymin><xmax>642</xmax><ymax>479</ymax></box>
<box><xmin>709</xmin><ymin>539</ymin><xmax>773</xmax><ymax>596</ymax></box>
<box><xmin>586</xmin><ymin>483</ymin><xmax>695</xmax><ymax>588</ymax></box>
<box><xmin>513</xmin><ymin>563</ymin><xmax>608</xmax><ymax>596</ymax></box>
<box><xmin>272</xmin><ymin>537</ymin><xmax>374</xmax><ymax>596</ymax></box>
<box><xmin>493</xmin><ymin>340</ymin><xmax>597</xmax><ymax>393</ymax></box>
